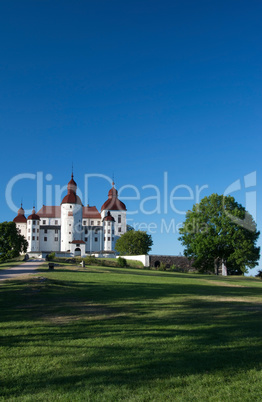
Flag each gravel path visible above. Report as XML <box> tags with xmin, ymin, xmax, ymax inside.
<box><xmin>0</xmin><ymin>260</ymin><xmax>45</xmax><ymax>281</ymax></box>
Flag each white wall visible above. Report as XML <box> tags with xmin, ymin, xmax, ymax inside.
<box><xmin>61</xmin><ymin>203</ymin><xmax>82</xmax><ymax>251</ymax></box>
<box><xmin>116</xmin><ymin>255</ymin><xmax>150</xmax><ymax>267</ymax></box>
<box><xmin>39</xmin><ymin>228</ymin><xmax>60</xmax><ymax>252</ymax></box>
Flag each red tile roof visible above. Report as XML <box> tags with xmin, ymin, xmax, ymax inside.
<box><xmin>13</xmin><ymin>215</ymin><xmax>27</xmax><ymax>223</ymax></box>
<box><xmin>82</xmin><ymin>206</ymin><xmax>101</xmax><ymax>219</ymax></box>
<box><xmin>61</xmin><ymin>174</ymin><xmax>82</xmax><ymax>205</ymax></box>
<box><xmin>103</xmin><ymin>211</ymin><xmax>115</xmax><ymax>222</ymax></box>
<box><xmin>70</xmin><ymin>240</ymin><xmax>85</xmax><ymax>244</ymax></box>
<box><xmin>37</xmin><ymin>206</ymin><xmax>61</xmax><ymax>218</ymax></box>
<box><xmin>101</xmin><ymin>198</ymin><xmax>126</xmax><ymax>211</ymax></box>
<box><xmin>28</xmin><ymin>213</ymin><xmax>40</xmax><ymax>220</ymax></box>
<box><xmin>101</xmin><ymin>184</ymin><xmax>127</xmax><ymax>211</ymax></box>
<box><xmin>28</xmin><ymin>208</ymin><xmax>40</xmax><ymax>220</ymax></box>
<box><xmin>61</xmin><ymin>193</ymin><xmax>82</xmax><ymax>205</ymax></box>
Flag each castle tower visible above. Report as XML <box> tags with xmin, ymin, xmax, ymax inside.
<box><xmin>103</xmin><ymin>211</ymin><xmax>115</xmax><ymax>251</ymax></box>
<box><xmin>101</xmin><ymin>181</ymin><xmax>127</xmax><ymax>251</ymax></box>
<box><xmin>60</xmin><ymin>174</ymin><xmax>83</xmax><ymax>252</ymax></box>
<box><xmin>13</xmin><ymin>204</ymin><xmax>27</xmax><ymax>239</ymax></box>
<box><xmin>27</xmin><ymin>207</ymin><xmax>40</xmax><ymax>252</ymax></box>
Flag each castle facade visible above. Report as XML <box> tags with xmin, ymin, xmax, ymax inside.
<box><xmin>13</xmin><ymin>174</ymin><xmax>127</xmax><ymax>257</ymax></box>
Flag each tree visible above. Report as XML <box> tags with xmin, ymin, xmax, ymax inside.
<box><xmin>178</xmin><ymin>194</ymin><xmax>260</xmax><ymax>275</ymax></box>
<box><xmin>0</xmin><ymin>221</ymin><xmax>28</xmax><ymax>262</ymax></box>
<box><xmin>115</xmin><ymin>230</ymin><xmax>153</xmax><ymax>255</ymax></box>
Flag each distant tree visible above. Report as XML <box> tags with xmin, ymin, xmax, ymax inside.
<box><xmin>115</xmin><ymin>230</ymin><xmax>153</xmax><ymax>255</ymax></box>
<box><xmin>255</xmin><ymin>270</ymin><xmax>262</xmax><ymax>279</ymax></box>
<box><xmin>178</xmin><ymin>194</ymin><xmax>260</xmax><ymax>275</ymax></box>
<box><xmin>0</xmin><ymin>222</ymin><xmax>28</xmax><ymax>262</ymax></box>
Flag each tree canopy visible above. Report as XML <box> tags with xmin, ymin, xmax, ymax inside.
<box><xmin>0</xmin><ymin>221</ymin><xmax>28</xmax><ymax>262</ymax></box>
<box><xmin>115</xmin><ymin>230</ymin><xmax>153</xmax><ymax>255</ymax></box>
<box><xmin>178</xmin><ymin>194</ymin><xmax>260</xmax><ymax>274</ymax></box>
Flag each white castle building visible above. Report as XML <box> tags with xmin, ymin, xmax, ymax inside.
<box><xmin>13</xmin><ymin>174</ymin><xmax>127</xmax><ymax>257</ymax></box>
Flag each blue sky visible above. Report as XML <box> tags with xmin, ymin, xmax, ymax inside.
<box><xmin>0</xmin><ymin>1</ymin><xmax>261</xmax><ymax>274</ymax></box>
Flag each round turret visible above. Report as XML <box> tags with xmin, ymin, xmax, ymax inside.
<box><xmin>61</xmin><ymin>173</ymin><xmax>82</xmax><ymax>205</ymax></box>
<box><xmin>101</xmin><ymin>182</ymin><xmax>126</xmax><ymax>211</ymax></box>
<box><xmin>13</xmin><ymin>204</ymin><xmax>27</xmax><ymax>223</ymax></box>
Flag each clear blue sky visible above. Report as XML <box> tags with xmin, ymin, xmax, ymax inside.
<box><xmin>0</xmin><ymin>1</ymin><xmax>261</xmax><ymax>274</ymax></box>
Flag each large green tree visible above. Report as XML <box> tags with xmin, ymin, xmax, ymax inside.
<box><xmin>115</xmin><ymin>230</ymin><xmax>153</xmax><ymax>255</ymax></box>
<box><xmin>178</xmin><ymin>194</ymin><xmax>260</xmax><ymax>274</ymax></box>
<box><xmin>0</xmin><ymin>221</ymin><xmax>28</xmax><ymax>262</ymax></box>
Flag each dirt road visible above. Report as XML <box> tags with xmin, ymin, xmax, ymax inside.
<box><xmin>0</xmin><ymin>260</ymin><xmax>45</xmax><ymax>281</ymax></box>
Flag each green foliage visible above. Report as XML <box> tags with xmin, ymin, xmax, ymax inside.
<box><xmin>0</xmin><ymin>221</ymin><xmax>28</xmax><ymax>262</ymax></box>
<box><xmin>255</xmin><ymin>270</ymin><xmax>262</xmax><ymax>279</ymax></box>
<box><xmin>156</xmin><ymin>262</ymin><xmax>166</xmax><ymax>271</ymax></box>
<box><xmin>46</xmin><ymin>252</ymin><xmax>56</xmax><ymax>261</ymax></box>
<box><xmin>179</xmin><ymin>194</ymin><xmax>260</xmax><ymax>275</ymax></box>
<box><xmin>115</xmin><ymin>230</ymin><xmax>153</xmax><ymax>255</ymax></box>
<box><xmin>117</xmin><ymin>257</ymin><xmax>127</xmax><ymax>267</ymax></box>
<box><xmin>84</xmin><ymin>256</ymin><xmax>97</xmax><ymax>265</ymax></box>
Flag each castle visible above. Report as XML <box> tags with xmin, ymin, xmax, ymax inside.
<box><xmin>13</xmin><ymin>174</ymin><xmax>127</xmax><ymax>257</ymax></box>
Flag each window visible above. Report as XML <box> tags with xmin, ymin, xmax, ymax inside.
<box><xmin>33</xmin><ymin>228</ymin><xmax>35</xmax><ymax>233</ymax></box>
<box><xmin>32</xmin><ymin>236</ymin><xmax>35</xmax><ymax>241</ymax></box>
<box><xmin>97</xmin><ymin>221</ymin><xmax>100</xmax><ymax>225</ymax></box>
<box><xmin>55</xmin><ymin>237</ymin><xmax>58</xmax><ymax>241</ymax></box>
<box><xmin>69</xmin><ymin>232</ymin><xmax>71</xmax><ymax>234</ymax></box>
<box><xmin>37</xmin><ymin>236</ymin><xmax>39</xmax><ymax>240</ymax></box>
<box><xmin>28</xmin><ymin>236</ymin><xmax>30</xmax><ymax>240</ymax></box>
<box><xmin>70</xmin><ymin>205</ymin><xmax>72</xmax><ymax>209</ymax></box>
<box><xmin>44</xmin><ymin>237</ymin><xmax>47</xmax><ymax>241</ymax></box>
<box><xmin>85</xmin><ymin>237</ymin><xmax>88</xmax><ymax>242</ymax></box>
<box><xmin>85</xmin><ymin>229</ymin><xmax>88</xmax><ymax>234</ymax></box>
<box><xmin>28</xmin><ymin>228</ymin><xmax>30</xmax><ymax>233</ymax></box>
<box><xmin>55</xmin><ymin>229</ymin><xmax>58</xmax><ymax>234</ymax></box>
<box><xmin>43</xmin><ymin>220</ymin><xmax>46</xmax><ymax>224</ymax></box>
<box><xmin>118</xmin><ymin>215</ymin><xmax>121</xmax><ymax>223</ymax></box>
<box><xmin>108</xmin><ymin>237</ymin><xmax>110</xmax><ymax>241</ymax></box>
<box><xmin>91</xmin><ymin>220</ymin><xmax>94</xmax><ymax>225</ymax></box>
<box><xmin>69</xmin><ymin>224</ymin><xmax>71</xmax><ymax>226</ymax></box>
<box><xmin>95</xmin><ymin>237</ymin><xmax>98</xmax><ymax>242</ymax></box>
<box><xmin>55</xmin><ymin>220</ymin><xmax>58</xmax><ymax>225</ymax></box>
<box><xmin>108</xmin><ymin>229</ymin><xmax>110</xmax><ymax>234</ymax></box>
<box><xmin>118</xmin><ymin>227</ymin><xmax>121</xmax><ymax>233</ymax></box>
<box><xmin>44</xmin><ymin>229</ymin><xmax>47</xmax><ymax>234</ymax></box>
<box><xmin>83</xmin><ymin>220</ymin><xmax>86</xmax><ymax>225</ymax></box>
<box><xmin>37</xmin><ymin>229</ymin><xmax>39</xmax><ymax>233</ymax></box>
<box><xmin>33</xmin><ymin>220</ymin><xmax>36</xmax><ymax>225</ymax></box>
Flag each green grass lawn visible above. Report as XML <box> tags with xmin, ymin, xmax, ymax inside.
<box><xmin>0</xmin><ymin>265</ymin><xmax>261</xmax><ymax>401</ymax></box>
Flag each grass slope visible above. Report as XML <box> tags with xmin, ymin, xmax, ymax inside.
<box><xmin>0</xmin><ymin>265</ymin><xmax>262</xmax><ymax>401</ymax></box>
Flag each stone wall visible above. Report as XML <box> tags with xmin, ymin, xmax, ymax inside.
<box><xmin>149</xmin><ymin>255</ymin><xmax>194</xmax><ymax>271</ymax></box>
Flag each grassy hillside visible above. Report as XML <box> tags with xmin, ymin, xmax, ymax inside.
<box><xmin>0</xmin><ymin>264</ymin><xmax>262</xmax><ymax>401</ymax></box>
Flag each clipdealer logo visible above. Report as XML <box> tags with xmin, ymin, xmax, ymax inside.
<box><xmin>223</xmin><ymin>171</ymin><xmax>257</xmax><ymax>232</ymax></box>
<box><xmin>5</xmin><ymin>171</ymin><xmax>257</xmax><ymax>233</ymax></box>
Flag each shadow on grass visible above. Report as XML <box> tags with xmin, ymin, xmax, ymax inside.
<box><xmin>0</xmin><ymin>271</ymin><xmax>262</xmax><ymax>398</ymax></box>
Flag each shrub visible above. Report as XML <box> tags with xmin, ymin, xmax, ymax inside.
<box><xmin>117</xmin><ymin>257</ymin><xmax>128</xmax><ymax>267</ymax></box>
<box><xmin>46</xmin><ymin>252</ymin><xmax>56</xmax><ymax>261</ymax></box>
<box><xmin>84</xmin><ymin>256</ymin><xmax>97</xmax><ymax>266</ymax></box>
<box><xmin>157</xmin><ymin>262</ymin><xmax>166</xmax><ymax>271</ymax></box>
